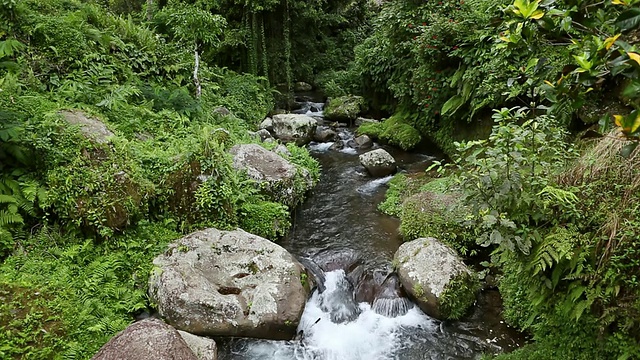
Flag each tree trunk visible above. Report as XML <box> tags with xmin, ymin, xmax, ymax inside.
<box><xmin>146</xmin><ymin>0</ymin><xmax>153</xmax><ymax>21</ymax></box>
<box><xmin>194</xmin><ymin>45</ymin><xmax>201</xmax><ymax>98</ymax></box>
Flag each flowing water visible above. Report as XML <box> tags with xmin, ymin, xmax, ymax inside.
<box><xmin>218</xmin><ymin>96</ymin><xmax>525</xmax><ymax>360</ymax></box>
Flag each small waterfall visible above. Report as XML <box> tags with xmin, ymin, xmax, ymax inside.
<box><xmin>372</xmin><ymin>297</ymin><xmax>413</xmax><ymax>318</ymax></box>
<box><xmin>318</xmin><ymin>270</ymin><xmax>361</xmax><ymax>323</ymax></box>
<box><xmin>371</xmin><ymin>273</ymin><xmax>413</xmax><ymax>317</ymax></box>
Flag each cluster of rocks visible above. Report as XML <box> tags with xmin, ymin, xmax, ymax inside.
<box><xmin>93</xmin><ymin>228</ymin><xmax>311</xmax><ymax>359</ymax></box>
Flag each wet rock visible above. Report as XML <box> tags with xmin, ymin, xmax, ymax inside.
<box><xmin>394</xmin><ymin>238</ymin><xmax>478</xmax><ymax>320</ymax></box>
<box><xmin>372</xmin><ymin>274</ymin><xmax>412</xmax><ymax>317</ymax></box>
<box><xmin>319</xmin><ymin>270</ymin><xmax>361</xmax><ymax>323</ymax></box>
<box><xmin>91</xmin><ymin>318</ymin><xmax>197</xmax><ymax>360</ymax></box>
<box><xmin>177</xmin><ymin>331</ymin><xmax>218</xmax><ymax>360</ymax></box>
<box><xmin>271</xmin><ymin>114</ymin><xmax>318</xmax><ymax>145</ymax></box>
<box><xmin>355</xmin><ymin>117</ymin><xmax>380</xmax><ymax>127</ymax></box>
<box><xmin>294</xmin><ymin>82</ymin><xmax>313</xmax><ymax>92</ymax></box>
<box><xmin>329</xmin><ymin>141</ymin><xmax>345</xmax><ymax>151</ymax></box>
<box><xmin>314</xmin><ymin>126</ymin><xmax>338</xmax><ymax>143</ymax></box>
<box><xmin>359</xmin><ymin>149</ymin><xmax>397</xmax><ymax>177</ymax></box>
<box><xmin>355</xmin><ymin>135</ymin><xmax>373</xmax><ymax>149</ymax></box>
<box><xmin>259</xmin><ymin>117</ymin><xmax>273</xmax><ymax>132</ymax></box>
<box><xmin>257</xmin><ymin>129</ymin><xmax>272</xmax><ymax>141</ymax></box>
<box><xmin>230</xmin><ymin>144</ymin><xmax>313</xmax><ymax>207</ymax></box>
<box><xmin>59</xmin><ymin>110</ymin><xmax>114</xmax><ymax>144</ymax></box>
<box><xmin>324</xmin><ymin>96</ymin><xmax>366</xmax><ymax>122</ymax></box>
<box><xmin>148</xmin><ymin>228</ymin><xmax>309</xmax><ymax>340</ymax></box>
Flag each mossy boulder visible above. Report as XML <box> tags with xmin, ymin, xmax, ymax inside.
<box><xmin>37</xmin><ymin>110</ymin><xmax>153</xmax><ymax>236</ymax></box>
<box><xmin>324</xmin><ymin>96</ymin><xmax>366</xmax><ymax>122</ymax></box>
<box><xmin>394</xmin><ymin>238</ymin><xmax>479</xmax><ymax>320</ymax></box>
<box><xmin>230</xmin><ymin>144</ymin><xmax>314</xmax><ymax>208</ymax></box>
<box><xmin>357</xmin><ymin>115</ymin><xmax>421</xmax><ymax>151</ymax></box>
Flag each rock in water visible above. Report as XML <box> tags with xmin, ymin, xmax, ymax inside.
<box><xmin>324</xmin><ymin>96</ymin><xmax>366</xmax><ymax>122</ymax></box>
<box><xmin>271</xmin><ymin>114</ymin><xmax>317</xmax><ymax>145</ymax></box>
<box><xmin>91</xmin><ymin>318</ymin><xmax>198</xmax><ymax>360</ymax></box>
<box><xmin>319</xmin><ymin>270</ymin><xmax>361</xmax><ymax>323</ymax></box>
<box><xmin>294</xmin><ymin>82</ymin><xmax>313</xmax><ymax>92</ymax></box>
<box><xmin>359</xmin><ymin>149</ymin><xmax>397</xmax><ymax>177</ymax></box>
<box><xmin>394</xmin><ymin>238</ymin><xmax>478</xmax><ymax>320</ymax></box>
<box><xmin>355</xmin><ymin>135</ymin><xmax>373</xmax><ymax>149</ymax></box>
<box><xmin>177</xmin><ymin>331</ymin><xmax>218</xmax><ymax>360</ymax></box>
<box><xmin>230</xmin><ymin>144</ymin><xmax>314</xmax><ymax>207</ymax></box>
<box><xmin>148</xmin><ymin>228</ymin><xmax>309</xmax><ymax>340</ymax></box>
<box><xmin>372</xmin><ymin>273</ymin><xmax>413</xmax><ymax>318</ymax></box>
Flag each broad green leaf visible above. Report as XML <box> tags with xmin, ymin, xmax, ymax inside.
<box><xmin>441</xmin><ymin>95</ymin><xmax>464</xmax><ymax>115</ymax></box>
<box><xmin>616</xmin><ymin>8</ymin><xmax>640</xmax><ymax>31</ymax></box>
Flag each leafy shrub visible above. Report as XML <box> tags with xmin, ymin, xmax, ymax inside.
<box><xmin>239</xmin><ymin>199</ymin><xmax>290</xmax><ymax>240</ymax></box>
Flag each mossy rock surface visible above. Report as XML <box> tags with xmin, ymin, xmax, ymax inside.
<box><xmin>324</xmin><ymin>96</ymin><xmax>366</xmax><ymax>121</ymax></box>
<box><xmin>394</xmin><ymin>238</ymin><xmax>479</xmax><ymax>320</ymax></box>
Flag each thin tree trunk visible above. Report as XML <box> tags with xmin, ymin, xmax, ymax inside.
<box><xmin>146</xmin><ymin>0</ymin><xmax>153</xmax><ymax>21</ymax></box>
<box><xmin>194</xmin><ymin>45</ymin><xmax>201</xmax><ymax>98</ymax></box>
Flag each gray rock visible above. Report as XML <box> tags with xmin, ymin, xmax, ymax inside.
<box><xmin>148</xmin><ymin>228</ymin><xmax>309</xmax><ymax>339</ymax></box>
<box><xmin>259</xmin><ymin>117</ymin><xmax>274</xmax><ymax>132</ymax></box>
<box><xmin>273</xmin><ymin>144</ymin><xmax>292</xmax><ymax>157</ymax></box>
<box><xmin>355</xmin><ymin>117</ymin><xmax>380</xmax><ymax>127</ymax></box>
<box><xmin>59</xmin><ymin>110</ymin><xmax>114</xmax><ymax>144</ymax></box>
<box><xmin>314</xmin><ymin>127</ymin><xmax>338</xmax><ymax>143</ymax></box>
<box><xmin>271</xmin><ymin>114</ymin><xmax>318</xmax><ymax>145</ymax></box>
<box><xmin>91</xmin><ymin>318</ymin><xmax>197</xmax><ymax>360</ymax></box>
<box><xmin>359</xmin><ymin>149</ymin><xmax>396</xmax><ymax>177</ymax></box>
<box><xmin>257</xmin><ymin>129</ymin><xmax>273</xmax><ymax>141</ymax></box>
<box><xmin>294</xmin><ymin>82</ymin><xmax>313</xmax><ymax>92</ymax></box>
<box><xmin>355</xmin><ymin>135</ymin><xmax>373</xmax><ymax>149</ymax></box>
<box><xmin>394</xmin><ymin>238</ymin><xmax>477</xmax><ymax>320</ymax></box>
<box><xmin>230</xmin><ymin>143</ymin><xmax>313</xmax><ymax>207</ymax></box>
<box><xmin>177</xmin><ymin>331</ymin><xmax>217</xmax><ymax>360</ymax></box>
<box><xmin>213</xmin><ymin>107</ymin><xmax>231</xmax><ymax>116</ymax></box>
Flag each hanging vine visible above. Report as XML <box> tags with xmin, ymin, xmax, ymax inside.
<box><xmin>283</xmin><ymin>0</ymin><xmax>292</xmax><ymax>93</ymax></box>
<box><xmin>250</xmin><ymin>11</ymin><xmax>259</xmax><ymax>76</ymax></box>
<box><xmin>260</xmin><ymin>13</ymin><xmax>270</xmax><ymax>86</ymax></box>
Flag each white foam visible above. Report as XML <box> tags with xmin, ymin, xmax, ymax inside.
<box><xmin>356</xmin><ymin>175</ymin><xmax>394</xmax><ymax>194</ymax></box>
<box><xmin>309</xmin><ymin>142</ymin><xmax>334</xmax><ymax>152</ymax></box>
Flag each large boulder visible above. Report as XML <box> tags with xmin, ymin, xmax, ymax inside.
<box><xmin>271</xmin><ymin>114</ymin><xmax>317</xmax><ymax>145</ymax></box>
<box><xmin>294</xmin><ymin>82</ymin><xmax>313</xmax><ymax>92</ymax></box>
<box><xmin>229</xmin><ymin>144</ymin><xmax>313</xmax><ymax>207</ymax></box>
<box><xmin>324</xmin><ymin>96</ymin><xmax>366</xmax><ymax>122</ymax></box>
<box><xmin>148</xmin><ymin>228</ymin><xmax>309</xmax><ymax>340</ymax></box>
<box><xmin>91</xmin><ymin>318</ymin><xmax>199</xmax><ymax>360</ymax></box>
<box><xmin>59</xmin><ymin>110</ymin><xmax>114</xmax><ymax>144</ymax></box>
<box><xmin>359</xmin><ymin>149</ymin><xmax>397</xmax><ymax>177</ymax></box>
<box><xmin>394</xmin><ymin>238</ymin><xmax>479</xmax><ymax>320</ymax></box>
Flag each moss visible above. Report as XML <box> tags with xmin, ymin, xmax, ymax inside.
<box><xmin>399</xmin><ymin>189</ymin><xmax>475</xmax><ymax>256</ymax></box>
<box><xmin>357</xmin><ymin>114</ymin><xmax>422</xmax><ymax>151</ymax></box>
<box><xmin>357</xmin><ymin>121</ymin><xmax>383</xmax><ymax>139</ymax></box>
<box><xmin>239</xmin><ymin>200</ymin><xmax>291</xmax><ymax>240</ymax></box>
<box><xmin>324</xmin><ymin>95</ymin><xmax>366</xmax><ymax>121</ymax></box>
<box><xmin>438</xmin><ymin>272</ymin><xmax>479</xmax><ymax>320</ymax></box>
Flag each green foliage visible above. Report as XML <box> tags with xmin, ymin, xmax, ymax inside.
<box><xmin>357</xmin><ymin>114</ymin><xmax>422</xmax><ymax>151</ymax></box>
<box><xmin>0</xmin><ymin>222</ymin><xmax>181</xmax><ymax>359</ymax></box>
<box><xmin>239</xmin><ymin>199</ymin><xmax>290</xmax><ymax>240</ymax></box>
<box><xmin>454</xmin><ymin>107</ymin><xmax>577</xmax><ymax>255</ymax></box>
<box><xmin>439</xmin><ymin>272</ymin><xmax>480</xmax><ymax>320</ymax></box>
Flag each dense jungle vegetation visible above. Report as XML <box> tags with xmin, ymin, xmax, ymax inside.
<box><xmin>1</xmin><ymin>0</ymin><xmax>640</xmax><ymax>358</ymax></box>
